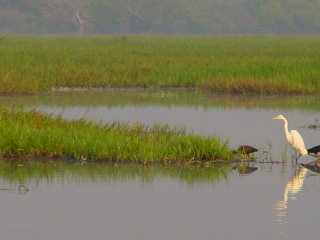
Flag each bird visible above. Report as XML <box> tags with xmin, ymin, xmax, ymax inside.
<box><xmin>233</xmin><ymin>145</ymin><xmax>258</xmax><ymax>156</ymax></box>
<box><xmin>301</xmin><ymin>159</ymin><xmax>320</xmax><ymax>173</ymax></box>
<box><xmin>307</xmin><ymin>145</ymin><xmax>320</xmax><ymax>158</ymax></box>
<box><xmin>272</xmin><ymin>115</ymin><xmax>308</xmax><ymax>161</ymax></box>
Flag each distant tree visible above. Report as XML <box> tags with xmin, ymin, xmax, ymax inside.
<box><xmin>0</xmin><ymin>0</ymin><xmax>320</xmax><ymax>34</ymax></box>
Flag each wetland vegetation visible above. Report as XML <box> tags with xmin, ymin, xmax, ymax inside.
<box><xmin>0</xmin><ymin>35</ymin><xmax>319</xmax><ymax>94</ymax></box>
<box><xmin>0</xmin><ymin>108</ymin><xmax>231</xmax><ymax>163</ymax></box>
<box><xmin>1</xmin><ymin>35</ymin><xmax>319</xmax><ymax>162</ymax></box>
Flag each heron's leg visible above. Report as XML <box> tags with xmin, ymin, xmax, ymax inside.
<box><xmin>296</xmin><ymin>153</ymin><xmax>301</xmax><ymax>163</ymax></box>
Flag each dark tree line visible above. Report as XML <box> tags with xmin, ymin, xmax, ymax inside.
<box><xmin>1</xmin><ymin>0</ymin><xmax>320</xmax><ymax>34</ymax></box>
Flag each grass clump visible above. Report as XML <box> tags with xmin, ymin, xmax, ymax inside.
<box><xmin>0</xmin><ymin>35</ymin><xmax>319</xmax><ymax>94</ymax></box>
<box><xmin>0</xmin><ymin>108</ymin><xmax>231</xmax><ymax>163</ymax></box>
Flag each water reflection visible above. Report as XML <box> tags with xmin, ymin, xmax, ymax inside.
<box><xmin>1</xmin><ymin>88</ymin><xmax>320</xmax><ymax>112</ymax></box>
<box><xmin>0</xmin><ymin>159</ymin><xmax>319</xmax><ymax>240</ymax></box>
<box><xmin>274</xmin><ymin>167</ymin><xmax>308</xmax><ymax>226</ymax></box>
<box><xmin>301</xmin><ymin>159</ymin><xmax>320</xmax><ymax>173</ymax></box>
<box><xmin>232</xmin><ymin>165</ymin><xmax>258</xmax><ymax>175</ymax></box>
<box><xmin>0</xmin><ymin>159</ymin><xmax>232</xmax><ymax>186</ymax></box>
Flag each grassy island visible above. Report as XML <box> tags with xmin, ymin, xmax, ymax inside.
<box><xmin>0</xmin><ymin>109</ymin><xmax>231</xmax><ymax>163</ymax></box>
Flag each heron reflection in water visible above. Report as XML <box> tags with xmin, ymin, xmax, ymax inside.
<box><xmin>273</xmin><ymin>167</ymin><xmax>308</xmax><ymax>225</ymax></box>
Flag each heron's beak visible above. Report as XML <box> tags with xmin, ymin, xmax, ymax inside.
<box><xmin>272</xmin><ymin>116</ymin><xmax>280</xmax><ymax>120</ymax></box>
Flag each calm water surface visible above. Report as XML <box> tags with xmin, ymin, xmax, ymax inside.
<box><xmin>1</xmin><ymin>89</ymin><xmax>319</xmax><ymax>239</ymax></box>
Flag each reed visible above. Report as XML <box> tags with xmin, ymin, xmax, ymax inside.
<box><xmin>0</xmin><ymin>108</ymin><xmax>231</xmax><ymax>163</ymax></box>
<box><xmin>0</xmin><ymin>35</ymin><xmax>319</xmax><ymax>94</ymax></box>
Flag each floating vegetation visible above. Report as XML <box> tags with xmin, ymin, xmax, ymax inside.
<box><xmin>0</xmin><ymin>108</ymin><xmax>231</xmax><ymax>163</ymax></box>
<box><xmin>0</xmin><ymin>35</ymin><xmax>319</xmax><ymax>94</ymax></box>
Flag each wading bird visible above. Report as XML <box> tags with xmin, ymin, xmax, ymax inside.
<box><xmin>301</xmin><ymin>159</ymin><xmax>320</xmax><ymax>173</ymax></box>
<box><xmin>233</xmin><ymin>145</ymin><xmax>258</xmax><ymax>156</ymax></box>
<box><xmin>307</xmin><ymin>145</ymin><xmax>320</xmax><ymax>158</ymax></box>
<box><xmin>272</xmin><ymin>115</ymin><xmax>308</xmax><ymax>161</ymax></box>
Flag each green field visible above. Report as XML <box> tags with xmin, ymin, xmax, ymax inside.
<box><xmin>0</xmin><ymin>108</ymin><xmax>231</xmax><ymax>163</ymax></box>
<box><xmin>0</xmin><ymin>35</ymin><xmax>319</xmax><ymax>94</ymax></box>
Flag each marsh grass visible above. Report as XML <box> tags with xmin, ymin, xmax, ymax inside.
<box><xmin>0</xmin><ymin>35</ymin><xmax>319</xmax><ymax>94</ymax></box>
<box><xmin>0</xmin><ymin>108</ymin><xmax>231</xmax><ymax>163</ymax></box>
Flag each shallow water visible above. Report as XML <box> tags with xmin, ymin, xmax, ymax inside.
<box><xmin>3</xmin><ymin>89</ymin><xmax>319</xmax><ymax>160</ymax></box>
<box><xmin>0</xmin><ymin>160</ymin><xmax>319</xmax><ymax>240</ymax></box>
<box><xmin>1</xmin><ymin>89</ymin><xmax>320</xmax><ymax>239</ymax></box>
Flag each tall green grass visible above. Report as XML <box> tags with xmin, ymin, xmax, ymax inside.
<box><xmin>0</xmin><ymin>35</ymin><xmax>319</xmax><ymax>94</ymax></box>
<box><xmin>0</xmin><ymin>108</ymin><xmax>231</xmax><ymax>162</ymax></box>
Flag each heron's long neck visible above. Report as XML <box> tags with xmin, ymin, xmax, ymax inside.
<box><xmin>283</xmin><ymin>118</ymin><xmax>292</xmax><ymax>144</ymax></box>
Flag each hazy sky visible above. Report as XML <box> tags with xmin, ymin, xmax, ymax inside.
<box><xmin>1</xmin><ymin>0</ymin><xmax>320</xmax><ymax>34</ymax></box>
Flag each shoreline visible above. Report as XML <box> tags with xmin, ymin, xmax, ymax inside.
<box><xmin>1</xmin><ymin>86</ymin><xmax>319</xmax><ymax>96</ymax></box>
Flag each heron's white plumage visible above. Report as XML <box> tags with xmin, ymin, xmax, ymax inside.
<box><xmin>272</xmin><ymin>115</ymin><xmax>308</xmax><ymax>156</ymax></box>
<box><xmin>290</xmin><ymin>130</ymin><xmax>307</xmax><ymax>155</ymax></box>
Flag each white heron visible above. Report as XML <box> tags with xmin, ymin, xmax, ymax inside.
<box><xmin>272</xmin><ymin>115</ymin><xmax>308</xmax><ymax>161</ymax></box>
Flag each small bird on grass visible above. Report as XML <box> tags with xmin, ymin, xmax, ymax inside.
<box><xmin>233</xmin><ymin>145</ymin><xmax>258</xmax><ymax>156</ymax></box>
<box><xmin>300</xmin><ymin>159</ymin><xmax>320</xmax><ymax>173</ymax></box>
<box><xmin>307</xmin><ymin>145</ymin><xmax>320</xmax><ymax>158</ymax></box>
